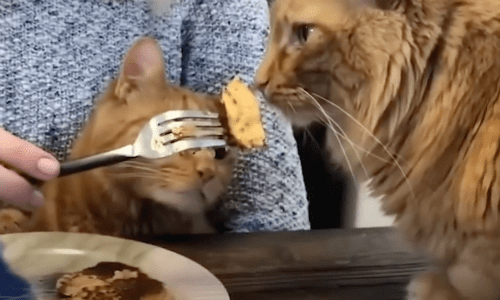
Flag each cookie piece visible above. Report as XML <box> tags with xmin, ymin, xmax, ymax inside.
<box><xmin>221</xmin><ymin>77</ymin><xmax>266</xmax><ymax>149</ymax></box>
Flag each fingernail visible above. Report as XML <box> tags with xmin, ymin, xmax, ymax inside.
<box><xmin>31</xmin><ymin>190</ymin><xmax>44</xmax><ymax>207</ymax></box>
<box><xmin>37</xmin><ymin>157</ymin><xmax>59</xmax><ymax>176</ymax></box>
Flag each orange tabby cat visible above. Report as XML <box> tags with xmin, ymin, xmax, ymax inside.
<box><xmin>256</xmin><ymin>0</ymin><xmax>500</xmax><ymax>299</ymax></box>
<box><xmin>0</xmin><ymin>37</ymin><xmax>236</xmax><ymax>237</ymax></box>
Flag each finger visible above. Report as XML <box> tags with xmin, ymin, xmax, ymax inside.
<box><xmin>0</xmin><ymin>128</ymin><xmax>60</xmax><ymax>180</ymax></box>
<box><xmin>0</xmin><ymin>165</ymin><xmax>43</xmax><ymax>210</ymax></box>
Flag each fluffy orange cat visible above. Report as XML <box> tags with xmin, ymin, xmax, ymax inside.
<box><xmin>0</xmin><ymin>37</ymin><xmax>236</xmax><ymax>237</ymax></box>
<box><xmin>256</xmin><ymin>0</ymin><xmax>500</xmax><ymax>299</ymax></box>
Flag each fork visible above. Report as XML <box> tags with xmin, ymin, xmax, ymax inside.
<box><xmin>58</xmin><ymin>110</ymin><xmax>227</xmax><ymax>177</ymax></box>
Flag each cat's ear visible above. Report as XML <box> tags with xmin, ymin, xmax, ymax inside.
<box><xmin>115</xmin><ymin>37</ymin><xmax>167</xmax><ymax>102</ymax></box>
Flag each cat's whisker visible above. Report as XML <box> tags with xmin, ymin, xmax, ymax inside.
<box><xmin>117</xmin><ymin>163</ymin><xmax>162</xmax><ymax>174</ymax></box>
<box><xmin>302</xmin><ymin>90</ymin><xmax>360</xmax><ymax>180</ymax></box>
<box><xmin>333</xmin><ymin>128</ymin><xmax>395</xmax><ymax>165</ymax></box>
<box><xmin>107</xmin><ymin>173</ymin><xmax>167</xmax><ymax>180</ymax></box>
<box><xmin>304</xmin><ymin>89</ymin><xmax>415</xmax><ymax>198</ymax></box>
<box><xmin>120</xmin><ymin>160</ymin><xmax>152</xmax><ymax>165</ymax></box>
<box><xmin>300</xmin><ymin>88</ymin><xmax>396</xmax><ymax>181</ymax></box>
<box><xmin>309</xmin><ymin>96</ymin><xmax>367</xmax><ymax>180</ymax></box>
<box><xmin>315</xmin><ymin>112</ymin><xmax>370</xmax><ymax>179</ymax></box>
<box><xmin>304</xmin><ymin>128</ymin><xmax>321</xmax><ymax>149</ymax></box>
<box><xmin>299</xmin><ymin>88</ymin><xmax>365</xmax><ymax>176</ymax></box>
<box><xmin>118</xmin><ymin>163</ymin><xmax>153</xmax><ymax>169</ymax></box>
<box><xmin>159</xmin><ymin>170</ymin><xmax>186</xmax><ymax>178</ymax></box>
<box><xmin>302</xmin><ymin>121</ymin><xmax>382</xmax><ymax>167</ymax></box>
<box><xmin>116</xmin><ymin>163</ymin><xmax>183</xmax><ymax>180</ymax></box>
<box><xmin>320</xmin><ymin>114</ymin><xmax>376</xmax><ymax>179</ymax></box>
<box><xmin>299</xmin><ymin>128</ymin><xmax>308</xmax><ymax>145</ymax></box>
<box><xmin>308</xmin><ymin>90</ymin><xmax>406</xmax><ymax>160</ymax></box>
<box><xmin>117</xmin><ymin>167</ymin><xmax>161</xmax><ymax>175</ymax></box>
<box><xmin>331</xmin><ymin>123</ymin><xmax>357</xmax><ymax>182</ymax></box>
<box><xmin>120</xmin><ymin>161</ymin><xmax>157</xmax><ymax>167</ymax></box>
<box><xmin>118</xmin><ymin>164</ymin><xmax>156</xmax><ymax>170</ymax></box>
<box><xmin>113</xmin><ymin>170</ymin><xmax>166</xmax><ymax>178</ymax></box>
<box><xmin>287</xmin><ymin>101</ymin><xmax>297</xmax><ymax>114</ymax></box>
<box><xmin>116</xmin><ymin>160</ymin><xmax>152</xmax><ymax>166</ymax></box>
<box><xmin>319</xmin><ymin>116</ymin><xmax>371</xmax><ymax>180</ymax></box>
<box><xmin>121</xmin><ymin>160</ymin><xmax>180</xmax><ymax>170</ymax></box>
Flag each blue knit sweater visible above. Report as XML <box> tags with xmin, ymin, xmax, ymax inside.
<box><xmin>0</xmin><ymin>0</ymin><xmax>310</xmax><ymax>232</ymax></box>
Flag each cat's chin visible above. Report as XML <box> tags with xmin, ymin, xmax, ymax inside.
<box><xmin>289</xmin><ymin>115</ymin><xmax>317</xmax><ymax>128</ymax></box>
<box><xmin>201</xmin><ymin>177</ymin><xmax>226</xmax><ymax>206</ymax></box>
<box><xmin>147</xmin><ymin>177</ymin><xmax>226</xmax><ymax>215</ymax></box>
<box><xmin>149</xmin><ymin>189</ymin><xmax>208</xmax><ymax>214</ymax></box>
<box><xmin>281</xmin><ymin>110</ymin><xmax>321</xmax><ymax>128</ymax></box>
<box><xmin>268</xmin><ymin>103</ymin><xmax>319</xmax><ymax>127</ymax></box>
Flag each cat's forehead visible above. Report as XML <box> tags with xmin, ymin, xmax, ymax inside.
<box><xmin>272</xmin><ymin>0</ymin><xmax>371</xmax><ymax>27</ymax></box>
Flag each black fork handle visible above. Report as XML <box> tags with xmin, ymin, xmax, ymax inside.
<box><xmin>17</xmin><ymin>153</ymin><xmax>132</xmax><ymax>187</ymax></box>
<box><xmin>59</xmin><ymin>154</ymin><xmax>133</xmax><ymax>177</ymax></box>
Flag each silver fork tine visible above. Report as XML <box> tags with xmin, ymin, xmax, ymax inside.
<box><xmin>158</xmin><ymin>127</ymin><xmax>225</xmax><ymax>145</ymax></box>
<box><xmin>158</xmin><ymin>119</ymin><xmax>222</xmax><ymax>134</ymax></box>
<box><xmin>165</xmin><ymin>137</ymin><xmax>227</xmax><ymax>154</ymax></box>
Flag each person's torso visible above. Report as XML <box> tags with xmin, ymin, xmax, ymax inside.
<box><xmin>0</xmin><ymin>0</ymin><xmax>184</xmax><ymax>159</ymax></box>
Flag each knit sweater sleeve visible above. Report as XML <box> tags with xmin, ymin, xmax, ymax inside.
<box><xmin>178</xmin><ymin>0</ymin><xmax>310</xmax><ymax>232</ymax></box>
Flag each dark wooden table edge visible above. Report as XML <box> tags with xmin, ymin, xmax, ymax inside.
<box><xmin>139</xmin><ymin>227</ymin><xmax>430</xmax><ymax>297</ymax></box>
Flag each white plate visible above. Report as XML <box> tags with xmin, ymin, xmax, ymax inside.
<box><xmin>0</xmin><ymin>232</ymin><xmax>230</xmax><ymax>300</ymax></box>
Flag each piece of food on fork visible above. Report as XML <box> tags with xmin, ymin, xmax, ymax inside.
<box><xmin>220</xmin><ymin>77</ymin><xmax>266</xmax><ymax>150</ymax></box>
<box><xmin>59</xmin><ymin>77</ymin><xmax>266</xmax><ymax>176</ymax></box>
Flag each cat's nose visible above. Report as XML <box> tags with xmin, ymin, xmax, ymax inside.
<box><xmin>254</xmin><ymin>76</ymin><xmax>269</xmax><ymax>92</ymax></box>
<box><xmin>254</xmin><ymin>63</ymin><xmax>271</xmax><ymax>91</ymax></box>
<box><xmin>197</xmin><ymin>166</ymin><xmax>216</xmax><ymax>183</ymax></box>
<box><xmin>254</xmin><ymin>77</ymin><xmax>272</xmax><ymax>99</ymax></box>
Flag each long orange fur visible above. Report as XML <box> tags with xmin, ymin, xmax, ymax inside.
<box><xmin>256</xmin><ymin>0</ymin><xmax>500</xmax><ymax>299</ymax></box>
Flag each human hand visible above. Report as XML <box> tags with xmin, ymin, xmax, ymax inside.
<box><xmin>0</xmin><ymin>128</ymin><xmax>60</xmax><ymax>209</ymax></box>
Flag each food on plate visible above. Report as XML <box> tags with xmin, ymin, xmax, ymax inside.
<box><xmin>56</xmin><ymin>262</ymin><xmax>174</xmax><ymax>300</ymax></box>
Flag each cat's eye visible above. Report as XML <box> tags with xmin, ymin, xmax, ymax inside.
<box><xmin>295</xmin><ymin>24</ymin><xmax>314</xmax><ymax>45</ymax></box>
<box><xmin>214</xmin><ymin>147</ymin><xmax>228</xmax><ymax>160</ymax></box>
